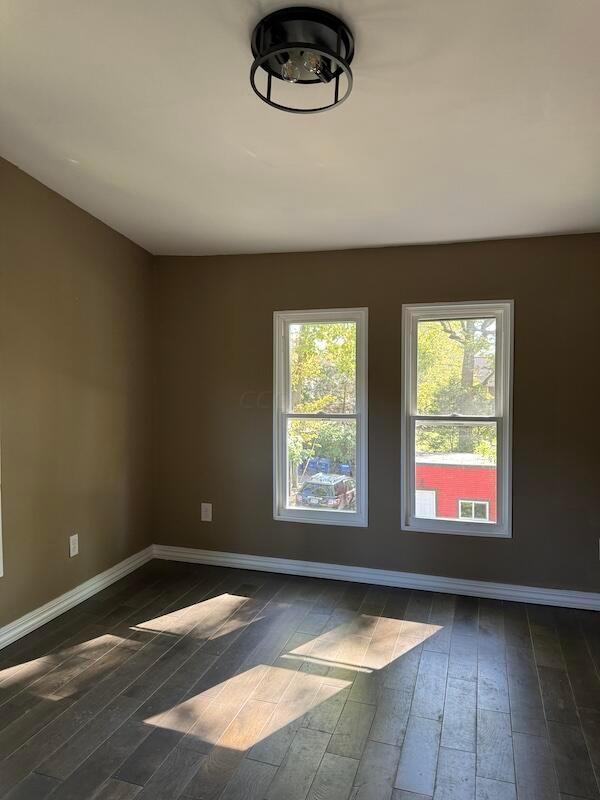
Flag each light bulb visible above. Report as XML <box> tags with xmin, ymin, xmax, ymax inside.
<box><xmin>281</xmin><ymin>58</ymin><xmax>301</xmax><ymax>83</ymax></box>
<box><xmin>303</xmin><ymin>50</ymin><xmax>322</xmax><ymax>75</ymax></box>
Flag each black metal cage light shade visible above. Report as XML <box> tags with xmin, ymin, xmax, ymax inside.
<box><xmin>250</xmin><ymin>6</ymin><xmax>354</xmax><ymax>113</ymax></box>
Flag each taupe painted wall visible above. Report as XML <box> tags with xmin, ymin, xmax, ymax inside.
<box><xmin>153</xmin><ymin>237</ymin><xmax>600</xmax><ymax>592</ymax></box>
<box><xmin>0</xmin><ymin>159</ymin><xmax>152</xmax><ymax>626</ymax></box>
<box><xmin>1</xmin><ymin>155</ymin><xmax>598</xmax><ymax>631</ymax></box>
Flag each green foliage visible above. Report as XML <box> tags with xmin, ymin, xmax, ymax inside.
<box><xmin>416</xmin><ymin>423</ymin><xmax>496</xmax><ymax>461</ymax></box>
<box><xmin>289</xmin><ymin>419</ymin><xmax>356</xmax><ymax>488</ymax></box>
<box><xmin>286</xmin><ymin>317</ymin><xmax>498</xmax><ymax>493</ymax></box>
<box><xmin>288</xmin><ymin>322</ymin><xmax>357</xmax><ymax>488</ymax></box>
<box><xmin>290</xmin><ymin>322</ymin><xmax>356</xmax><ymax>413</ymax></box>
<box><xmin>416</xmin><ymin>318</ymin><xmax>496</xmax><ymax>460</ymax></box>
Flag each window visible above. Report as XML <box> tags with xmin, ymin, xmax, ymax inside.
<box><xmin>273</xmin><ymin>308</ymin><xmax>368</xmax><ymax>526</ymax></box>
<box><xmin>459</xmin><ymin>500</ymin><xmax>490</xmax><ymax>521</ymax></box>
<box><xmin>401</xmin><ymin>301</ymin><xmax>513</xmax><ymax>537</ymax></box>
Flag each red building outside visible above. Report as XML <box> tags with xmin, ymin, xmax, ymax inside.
<box><xmin>415</xmin><ymin>453</ymin><xmax>497</xmax><ymax>523</ymax></box>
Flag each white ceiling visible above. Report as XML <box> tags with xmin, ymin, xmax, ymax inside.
<box><xmin>2</xmin><ymin>1</ymin><xmax>600</xmax><ymax>255</ymax></box>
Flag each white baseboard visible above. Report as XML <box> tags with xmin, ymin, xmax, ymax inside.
<box><xmin>2</xmin><ymin>542</ymin><xmax>597</xmax><ymax>652</ymax></box>
<box><xmin>0</xmin><ymin>546</ymin><xmax>154</xmax><ymax>651</ymax></box>
<box><xmin>152</xmin><ymin>544</ymin><xmax>600</xmax><ymax>611</ymax></box>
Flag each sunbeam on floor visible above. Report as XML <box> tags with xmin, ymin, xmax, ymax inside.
<box><xmin>0</xmin><ymin>561</ymin><xmax>597</xmax><ymax>800</ymax></box>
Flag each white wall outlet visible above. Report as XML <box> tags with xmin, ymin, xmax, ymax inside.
<box><xmin>201</xmin><ymin>503</ymin><xmax>213</xmax><ymax>522</ymax></box>
<box><xmin>69</xmin><ymin>533</ymin><xmax>79</xmax><ymax>558</ymax></box>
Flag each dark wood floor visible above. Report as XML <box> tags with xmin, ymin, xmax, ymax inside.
<box><xmin>0</xmin><ymin>561</ymin><xmax>598</xmax><ymax>800</ymax></box>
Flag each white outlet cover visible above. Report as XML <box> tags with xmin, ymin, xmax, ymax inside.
<box><xmin>201</xmin><ymin>503</ymin><xmax>212</xmax><ymax>522</ymax></box>
<box><xmin>69</xmin><ymin>533</ymin><xmax>79</xmax><ymax>557</ymax></box>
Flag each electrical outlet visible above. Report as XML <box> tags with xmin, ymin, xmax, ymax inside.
<box><xmin>69</xmin><ymin>533</ymin><xmax>79</xmax><ymax>558</ymax></box>
<box><xmin>201</xmin><ymin>503</ymin><xmax>213</xmax><ymax>522</ymax></box>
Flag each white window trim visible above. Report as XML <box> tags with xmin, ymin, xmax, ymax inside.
<box><xmin>273</xmin><ymin>308</ymin><xmax>368</xmax><ymax>527</ymax></box>
<box><xmin>401</xmin><ymin>300</ymin><xmax>513</xmax><ymax>538</ymax></box>
<box><xmin>458</xmin><ymin>499</ymin><xmax>490</xmax><ymax>521</ymax></box>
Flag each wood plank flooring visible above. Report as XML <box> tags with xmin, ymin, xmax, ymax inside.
<box><xmin>0</xmin><ymin>560</ymin><xmax>598</xmax><ymax>800</ymax></box>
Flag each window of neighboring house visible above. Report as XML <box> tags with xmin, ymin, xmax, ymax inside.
<box><xmin>273</xmin><ymin>308</ymin><xmax>368</xmax><ymax>527</ymax></box>
<box><xmin>459</xmin><ymin>499</ymin><xmax>490</xmax><ymax>521</ymax></box>
<box><xmin>401</xmin><ymin>300</ymin><xmax>513</xmax><ymax>537</ymax></box>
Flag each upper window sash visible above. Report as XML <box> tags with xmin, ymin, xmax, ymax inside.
<box><xmin>279</xmin><ymin>309</ymin><xmax>365</xmax><ymax>417</ymax></box>
<box><xmin>406</xmin><ymin>302</ymin><xmax>510</xmax><ymax>420</ymax></box>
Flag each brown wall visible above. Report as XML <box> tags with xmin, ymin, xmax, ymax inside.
<box><xmin>152</xmin><ymin>237</ymin><xmax>600</xmax><ymax>593</ymax></box>
<box><xmin>0</xmin><ymin>159</ymin><xmax>152</xmax><ymax>626</ymax></box>
<box><xmin>1</xmin><ymin>156</ymin><xmax>598</xmax><ymax>630</ymax></box>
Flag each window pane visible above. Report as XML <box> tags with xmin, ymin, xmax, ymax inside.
<box><xmin>417</xmin><ymin>317</ymin><xmax>496</xmax><ymax>416</ymax></box>
<box><xmin>289</xmin><ymin>321</ymin><xmax>356</xmax><ymax>413</ymax></box>
<box><xmin>415</xmin><ymin>421</ymin><xmax>496</xmax><ymax>523</ymax></box>
<box><xmin>287</xmin><ymin>418</ymin><xmax>357</xmax><ymax>512</ymax></box>
<box><xmin>459</xmin><ymin>500</ymin><xmax>473</xmax><ymax>519</ymax></box>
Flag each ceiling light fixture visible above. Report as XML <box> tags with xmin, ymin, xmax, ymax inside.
<box><xmin>250</xmin><ymin>6</ymin><xmax>354</xmax><ymax>114</ymax></box>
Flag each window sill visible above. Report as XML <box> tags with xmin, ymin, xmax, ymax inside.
<box><xmin>275</xmin><ymin>509</ymin><xmax>368</xmax><ymax>528</ymax></box>
<box><xmin>401</xmin><ymin>519</ymin><xmax>511</xmax><ymax>538</ymax></box>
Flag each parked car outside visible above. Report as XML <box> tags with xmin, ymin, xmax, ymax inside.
<box><xmin>295</xmin><ymin>473</ymin><xmax>356</xmax><ymax>510</ymax></box>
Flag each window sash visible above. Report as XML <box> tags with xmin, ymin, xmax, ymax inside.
<box><xmin>274</xmin><ymin>308</ymin><xmax>368</xmax><ymax>528</ymax></box>
<box><xmin>283</xmin><ymin>412</ymin><xmax>358</xmax><ymax>420</ymax></box>
<box><xmin>401</xmin><ymin>300</ymin><xmax>513</xmax><ymax>538</ymax></box>
<box><xmin>407</xmin><ymin>416</ymin><xmax>505</xmax><ymax>529</ymax></box>
<box><xmin>407</xmin><ymin>306</ymin><xmax>508</xmax><ymax>420</ymax></box>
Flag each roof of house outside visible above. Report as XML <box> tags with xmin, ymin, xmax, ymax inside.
<box><xmin>416</xmin><ymin>452</ymin><xmax>495</xmax><ymax>466</ymax></box>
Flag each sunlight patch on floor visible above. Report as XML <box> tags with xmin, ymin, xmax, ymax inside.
<box><xmin>400</xmin><ymin>621</ymin><xmax>443</xmax><ymax>642</ymax></box>
<box><xmin>0</xmin><ymin>656</ymin><xmax>54</xmax><ymax>686</ymax></box>
<box><xmin>131</xmin><ymin>593</ymin><xmax>249</xmax><ymax>635</ymax></box>
<box><xmin>142</xmin><ymin>664</ymin><xmax>269</xmax><ymax>736</ymax></box>
<box><xmin>280</xmin><ymin>653</ymin><xmax>374</xmax><ymax>674</ymax></box>
<box><xmin>139</xmin><ymin>617</ymin><xmax>444</xmax><ymax>755</ymax></box>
